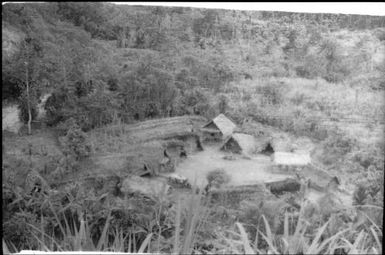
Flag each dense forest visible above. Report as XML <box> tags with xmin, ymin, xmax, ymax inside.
<box><xmin>2</xmin><ymin>2</ymin><xmax>384</xmax><ymax>254</ymax></box>
<box><xmin>3</xmin><ymin>3</ymin><xmax>385</xmax><ymax>127</ymax></box>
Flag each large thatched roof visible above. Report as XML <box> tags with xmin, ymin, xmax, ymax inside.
<box><xmin>202</xmin><ymin>114</ymin><xmax>236</xmax><ymax>137</ymax></box>
<box><xmin>222</xmin><ymin>133</ymin><xmax>256</xmax><ymax>155</ymax></box>
<box><xmin>273</xmin><ymin>152</ymin><xmax>311</xmax><ymax>165</ymax></box>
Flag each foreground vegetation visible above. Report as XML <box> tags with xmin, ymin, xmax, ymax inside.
<box><xmin>2</xmin><ymin>2</ymin><xmax>384</xmax><ymax>254</ymax></box>
<box><xmin>2</xmin><ymin>184</ymin><xmax>383</xmax><ymax>254</ymax></box>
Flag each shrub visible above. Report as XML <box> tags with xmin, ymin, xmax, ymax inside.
<box><xmin>45</xmin><ymin>90</ymin><xmax>67</xmax><ymax>126</ymax></box>
<box><xmin>323</xmin><ymin>62</ymin><xmax>351</xmax><ymax>83</ymax></box>
<box><xmin>290</xmin><ymin>92</ymin><xmax>306</xmax><ymax>106</ymax></box>
<box><xmin>217</xmin><ymin>95</ymin><xmax>229</xmax><ymax>114</ymax></box>
<box><xmin>320</xmin><ymin>130</ymin><xmax>356</xmax><ymax>165</ymax></box>
<box><xmin>319</xmin><ymin>39</ymin><xmax>351</xmax><ymax>83</ymax></box>
<box><xmin>352</xmin><ymin>146</ymin><xmax>384</xmax><ymax>171</ymax></box>
<box><xmin>3</xmin><ymin>212</ymin><xmax>40</xmax><ymax>251</ymax></box>
<box><xmin>295</xmin><ymin>53</ymin><xmax>327</xmax><ymax>79</ymax></box>
<box><xmin>374</xmin><ymin>28</ymin><xmax>385</xmax><ymax>41</ymax></box>
<box><xmin>179</xmin><ymin>88</ymin><xmax>210</xmax><ymax>116</ymax></box>
<box><xmin>60</xmin><ymin>120</ymin><xmax>91</xmax><ymax>160</ymax></box>
<box><xmin>255</xmin><ymin>82</ymin><xmax>284</xmax><ymax>105</ymax></box>
<box><xmin>353</xmin><ymin>184</ymin><xmax>368</xmax><ymax>206</ymax></box>
<box><xmin>206</xmin><ymin>169</ymin><xmax>231</xmax><ymax>188</ymax></box>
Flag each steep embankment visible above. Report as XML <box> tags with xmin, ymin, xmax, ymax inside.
<box><xmin>79</xmin><ymin>115</ymin><xmax>208</xmax><ymax>178</ymax></box>
<box><xmin>3</xmin><ymin>115</ymin><xmax>208</xmax><ymax>188</ymax></box>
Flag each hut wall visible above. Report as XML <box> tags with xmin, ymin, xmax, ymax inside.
<box><xmin>202</xmin><ymin>131</ymin><xmax>222</xmax><ymax>142</ymax></box>
<box><xmin>261</xmin><ymin>143</ymin><xmax>274</xmax><ymax>155</ymax></box>
<box><xmin>222</xmin><ymin>138</ymin><xmax>242</xmax><ymax>154</ymax></box>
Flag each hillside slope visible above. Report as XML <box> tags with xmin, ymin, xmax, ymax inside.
<box><xmin>2</xmin><ymin>3</ymin><xmax>384</xmax><ymax>253</ymax></box>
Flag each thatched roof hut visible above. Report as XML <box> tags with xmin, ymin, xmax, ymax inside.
<box><xmin>255</xmin><ymin>134</ymin><xmax>295</xmax><ymax>155</ymax></box>
<box><xmin>201</xmin><ymin>114</ymin><xmax>236</xmax><ymax>138</ymax></box>
<box><xmin>221</xmin><ymin>133</ymin><xmax>256</xmax><ymax>155</ymax></box>
<box><xmin>273</xmin><ymin>152</ymin><xmax>311</xmax><ymax>166</ymax></box>
<box><xmin>302</xmin><ymin>164</ymin><xmax>341</xmax><ymax>192</ymax></box>
<box><xmin>121</xmin><ymin>176</ymin><xmax>170</xmax><ymax>197</ymax></box>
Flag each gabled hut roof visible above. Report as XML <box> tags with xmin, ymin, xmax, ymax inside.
<box><xmin>273</xmin><ymin>152</ymin><xmax>311</xmax><ymax>165</ymax></box>
<box><xmin>303</xmin><ymin>164</ymin><xmax>340</xmax><ymax>189</ymax></box>
<box><xmin>222</xmin><ymin>133</ymin><xmax>256</xmax><ymax>155</ymax></box>
<box><xmin>202</xmin><ymin>114</ymin><xmax>236</xmax><ymax>137</ymax></box>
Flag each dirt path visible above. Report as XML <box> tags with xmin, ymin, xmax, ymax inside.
<box><xmin>175</xmin><ymin>145</ymin><xmax>293</xmax><ymax>188</ymax></box>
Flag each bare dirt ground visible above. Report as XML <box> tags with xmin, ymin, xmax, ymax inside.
<box><xmin>175</xmin><ymin>145</ymin><xmax>293</xmax><ymax>188</ymax></box>
<box><xmin>2</xmin><ymin>104</ymin><xmax>22</xmax><ymax>133</ymax></box>
<box><xmin>175</xmin><ymin>143</ymin><xmax>354</xmax><ymax>207</ymax></box>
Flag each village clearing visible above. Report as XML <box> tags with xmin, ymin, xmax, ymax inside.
<box><xmin>2</xmin><ymin>110</ymin><xmax>354</xmax><ymax>208</ymax></box>
<box><xmin>174</xmin><ymin>145</ymin><xmax>290</xmax><ymax>188</ymax></box>
<box><xmin>173</xmin><ymin>143</ymin><xmax>353</xmax><ymax>207</ymax></box>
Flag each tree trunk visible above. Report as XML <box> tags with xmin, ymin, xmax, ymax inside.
<box><xmin>26</xmin><ymin>62</ymin><xmax>32</xmax><ymax>135</ymax></box>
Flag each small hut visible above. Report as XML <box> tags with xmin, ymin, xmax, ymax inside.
<box><xmin>272</xmin><ymin>152</ymin><xmax>311</xmax><ymax>172</ymax></box>
<box><xmin>273</xmin><ymin>152</ymin><xmax>311</xmax><ymax>166</ymax></box>
<box><xmin>308</xmin><ymin>175</ymin><xmax>341</xmax><ymax>192</ymax></box>
<box><xmin>256</xmin><ymin>137</ymin><xmax>290</xmax><ymax>156</ymax></box>
<box><xmin>221</xmin><ymin>133</ymin><xmax>256</xmax><ymax>155</ymax></box>
<box><xmin>201</xmin><ymin>114</ymin><xmax>236</xmax><ymax>142</ymax></box>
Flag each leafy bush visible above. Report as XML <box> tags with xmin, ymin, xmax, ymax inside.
<box><xmin>323</xmin><ymin>62</ymin><xmax>351</xmax><ymax>83</ymax></box>
<box><xmin>206</xmin><ymin>169</ymin><xmax>231</xmax><ymax>188</ymax></box>
<box><xmin>176</xmin><ymin>88</ymin><xmax>211</xmax><ymax>116</ymax></box>
<box><xmin>374</xmin><ymin>28</ymin><xmax>385</xmax><ymax>41</ymax></box>
<box><xmin>45</xmin><ymin>90</ymin><xmax>69</xmax><ymax>126</ymax></box>
<box><xmin>353</xmin><ymin>184</ymin><xmax>368</xmax><ymax>206</ymax></box>
<box><xmin>60</xmin><ymin>120</ymin><xmax>91</xmax><ymax>160</ymax></box>
<box><xmin>295</xmin><ymin>53</ymin><xmax>327</xmax><ymax>79</ymax></box>
<box><xmin>319</xmin><ymin>39</ymin><xmax>351</xmax><ymax>83</ymax></box>
<box><xmin>255</xmin><ymin>82</ymin><xmax>284</xmax><ymax>105</ymax></box>
<box><xmin>3</xmin><ymin>212</ymin><xmax>40</xmax><ymax>251</ymax></box>
<box><xmin>217</xmin><ymin>94</ymin><xmax>229</xmax><ymax>114</ymax></box>
<box><xmin>320</xmin><ymin>130</ymin><xmax>356</xmax><ymax>165</ymax></box>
